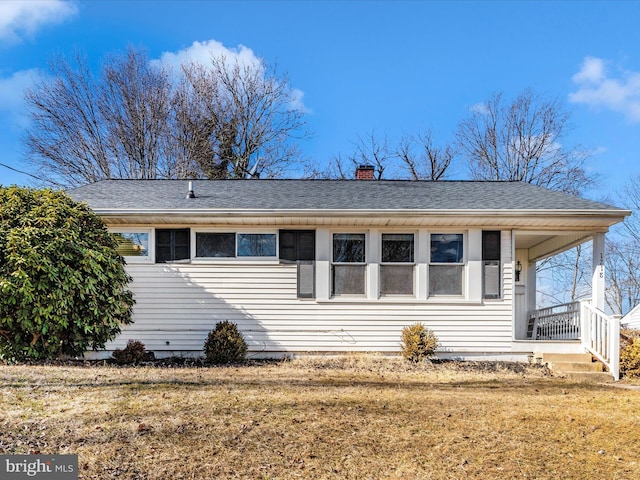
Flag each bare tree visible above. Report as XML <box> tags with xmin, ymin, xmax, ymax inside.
<box><xmin>603</xmin><ymin>175</ymin><xmax>640</xmax><ymax>315</ymax></box>
<box><xmin>319</xmin><ymin>132</ymin><xmax>395</xmax><ymax>180</ymax></box>
<box><xmin>456</xmin><ymin>89</ymin><xmax>594</xmax><ymax>195</ymax></box>
<box><xmin>24</xmin><ymin>47</ymin><xmax>308</xmax><ymax>186</ymax></box>
<box><xmin>24</xmin><ymin>51</ymin><xmax>111</xmax><ymax>186</ymax></box>
<box><xmin>99</xmin><ymin>48</ymin><xmax>174</xmax><ymax>180</ymax></box>
<box><xmin>397</xmin><ymin>130</ymin><xmax>454</xmax><ymax>180</ymax></box>
<box><xmin>177</xmin><ymin>56</ymin><xmax>306</xmax><ymax>179</ymax></box>
<box><xmin>605</xmin><ymin>239</ymin><xmax>640</xmax><ymax>315</ymax></box>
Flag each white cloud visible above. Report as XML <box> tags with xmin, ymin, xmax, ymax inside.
<box><xmin>0</xmin><ymin>0</ymin><xmax>78</xmax><ymax>44</ymax></box>
<box><xmin>154</xmin><ymin>39</ymin><xmax>262</xmax><ymax>72</ymax></box>
<box><xmin>154</xmin><ymin>39</ymin><xmax>307</xmax><ymax>113</ymax></box>
<box><xmin>569</xmin><ymin>56</ymin><xmax>640</xmax><ymax>121</ymax></box>
<box><xmin>0</xmin><ymin>68</ymin><xmax>40</xmax><ymax>127</ymax></box>
<box><xmin>470</xmin><ymin>102</ymin><xmax>489</xmax><ymax>114</ymax></box>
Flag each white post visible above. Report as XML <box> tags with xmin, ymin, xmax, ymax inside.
<box><xmin>610</xmin><ymin>315</ymin><xmax>621</xmax><ymax>381</ymax></box>
<box><xmin>592</xmin><ymin>233</ymin><xmax>606</xmax><ymax>311</ymax></box>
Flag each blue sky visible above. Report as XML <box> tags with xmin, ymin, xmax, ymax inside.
<box><xmin>1</xmin><ymin>0</ymin><xmax>639</xmax><ymax>202</ymax></box>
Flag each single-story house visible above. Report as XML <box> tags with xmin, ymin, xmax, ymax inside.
<box><xmin>68</xmin><ymin>168</ymin><xmax>631</xmax><ymax>377</ymax></box>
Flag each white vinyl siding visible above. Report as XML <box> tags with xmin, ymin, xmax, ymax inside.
<box><xmin>99</xmin><ymin>229</ymin><xmax>513</xmax><ymax>356</ymax></box>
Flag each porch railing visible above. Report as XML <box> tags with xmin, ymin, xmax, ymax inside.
<box><xmin>581</xmin><ymin>301</ymin><xmax>620</xmax><ymax>381</ymax></box>
<box><xmin>527</xmin><ymin>300</ymin><xmax>620</xmax><ymax>380</ymax></box>
<box><xmin>527</xmin><ymin>302</ymin><xmax>581</xmax><ymax>340</ymax></box>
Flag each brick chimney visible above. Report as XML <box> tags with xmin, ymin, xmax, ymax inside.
<box><xmin>355</xmin><ymin>164</ymin><xmax>375</xmax><ymax>180</ymax></box>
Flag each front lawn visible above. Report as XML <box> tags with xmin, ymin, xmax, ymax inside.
<box><xmin>1</xmin><ymin>357</ymin><xmax>639</xmax><ymax>479</ymax></box>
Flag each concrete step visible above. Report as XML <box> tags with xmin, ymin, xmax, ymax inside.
<box><xmin>536</xmin><ymin>352</ymin><xmax>613</xmax><ymax>382</ymax></box>
<box><xmin>550</xmin><ymin>361</ymin><xmax>603</xmax><ymax>373</ymax></box>
<box><xmin>539</xmin><ymin>353</ymin><xmax>593</xmax><ymax>363</ymax></box>
<box><xmin>559</xmin><ymin>371</ymin><xmax>615</xmax><ymax>383</ymax></box>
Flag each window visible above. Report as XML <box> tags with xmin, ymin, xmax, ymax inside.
<box><xmin>114</xmin><ymin>231</ymin><xmax>149</xmax><ymax>258</ymax></box>
<box><xmin>380</xmin><ymin>233</ymin><xmax>414</xmax><ymax>295</ymax></box>
<box><xmin>279</xmin><ymin>230</ymin><xmax>315</xmax><ymax>262</ymax></box>
<box><xmin>194</xmin><ymin>232</ymin><xmax>277</xmax><ymax>258</ymax></box>
<box><xmin>156</xmin><ymin>229</ymin><xmax>190</xmax><ymax>263</ymax></box>
<box><xmin>332</xmin><ymin>233</ymin><xmax>366</xmax><ymax>296</ymax></box>
<box><xmin>237</xmin><ymin>233</ymin><xmax>276</xmax><ymax>257</ymax></box>
<box><xmin>429</xmin><ymin>233</ymin><xmax>464</xmax><ymax>296</ymax></box>
<box><xmin>482</xmin><ymin>231</ymin><xmax>501</xmax><ymax>299</ymax></box>
<box><xmin>196</xmin><ymin>233</ymin><xmax>235</xmax><ymax>257</ymax></box>
<box><xmin>280</xmin><ymin>230</ymin><xmax>316</xmax><ymax>298</ymax></box>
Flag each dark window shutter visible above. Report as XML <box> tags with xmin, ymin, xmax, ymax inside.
<box><xmin>482</xmin><ymin>231</ymin><xmax>501</xmax><ymax>299</ymax></box>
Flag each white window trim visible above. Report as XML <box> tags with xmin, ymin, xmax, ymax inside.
<box><xmin>110</xmin><ymin>227</ymin><xmax>154</xmax><ymax>264</ymax></box>
<box><xmin>191</xmin><ymin>229</ymin><xmax>279</xmax><ymax>262</ymax></box>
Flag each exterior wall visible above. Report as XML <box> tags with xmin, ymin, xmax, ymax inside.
<box><xmin>93</xmin><ymin>228</ymin><xmax>518</xmax><ymax>358</ymax></box>
<box><xmin>623</xmin><ymin>304</ymin><xmax>640</xmax><ymax>329</ymax></box>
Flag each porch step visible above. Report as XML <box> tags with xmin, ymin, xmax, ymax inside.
<box><xmin>550</xmin><ymin>361</ymin><xmax>603</xmax><ymax>373</ymax></box>
<box><xmin>539</xmin><ymin>353</ymin><xmax>593</xmax><ymax>363</ymax></box>
<box><xmin>537</xmin><ymin>353</ymin><xmax>613</xmax><ymax>382</ymax></box>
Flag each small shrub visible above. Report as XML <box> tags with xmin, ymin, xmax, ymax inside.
<box><xmin>204</xmin><ymin>321</ymin><xmax>247</xmax><ymax>364</ymax></box>
<box><xmin>401</xmin><ymin>322</ymin><xmax>439</xmax><ymax>363</ymax></box>
<box><xmin>621</xmin><ymin>328</ymin><xmax>640</xmax><ymax>377</ymax></box>
<box><xmin>111</xmin><ymin>340</ymin><xmax>153</xmax><ymax>365</ymax></box>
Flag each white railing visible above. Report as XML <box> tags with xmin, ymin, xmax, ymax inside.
<box><xmin>528</xmin><ymin>302</ymin><xmax>581</xmax><ymax>340</ymax></box>
<box><xmin>581</xmin><ymin>301</ymin><xmax>620</xmax><ymax>381</ymax></box>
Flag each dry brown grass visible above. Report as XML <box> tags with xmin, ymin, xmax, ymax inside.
<box><xmin>1</xmin><ymin>355</ymin><xmax>640</xmax><ymax>479</ymax></box>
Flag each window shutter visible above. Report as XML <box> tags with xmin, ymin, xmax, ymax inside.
<box><xmin>482</xmin><ymin>231</ymin><xmax>501</xmax><ymax>299</ymax></box>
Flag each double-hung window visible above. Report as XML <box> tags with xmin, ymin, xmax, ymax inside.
<box><xmin>332</xmin><ymin>233</ymin><xmax>366</xmax><ymax>296</ymax></box>
<box><xmin>195</xmin><ymin>232</ymin><xmax>277</xmax><ymax>259</ymax></box>
<box><xmin>429</xmin><ymin>233</ymin><xmax>464</xmax><ymax>296</ymax></box>
<box><xmin>380</xmin><ymin>233</ymin><xmax>415</xmax><ymax>296</ymax></box>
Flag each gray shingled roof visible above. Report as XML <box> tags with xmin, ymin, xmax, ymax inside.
<box><xmin>68</xmin><ymin>179</ymin><xmax>624</xmax><ymax>212</ymax></box>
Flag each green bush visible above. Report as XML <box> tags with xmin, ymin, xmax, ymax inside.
<box><xmin>112</xmin><ymin>340</ymin><xmax>153</xmax><ymax>364</ymax></box>
<box><xmin>620</xmin><ymin>328</ymin><xmax>640</xmax><ymax>377</ymax></box>
<box><xmin>401</xmin><ymin>322</ymin><xmax>439</xmax><ymax>363</ymax></box>
<box><xmin>204</xmin><ymin>320</ymin><xmax>247</xmax><ymax>364</ymax></box>
<box><xmin>0</xmin><ymin>186</ymin><xmax>134</xmax><ymax>361</ymax></box>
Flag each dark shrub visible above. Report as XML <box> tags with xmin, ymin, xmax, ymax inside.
<box><xmin>204</xmin><ymin>321</ymin><xmax>247</xmax><ymax>364</ymax></box>
<box><xmin>111</xmin><ymin>340</ymin><xmax>153</xmax><ymax>364</ymax></box>
<box><xmin>0</xmin><ymin>187</ymin><xmax>134</xmax><ymax>361</ymax></box>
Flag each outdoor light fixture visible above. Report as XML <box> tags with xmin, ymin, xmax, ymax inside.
<box><xmin>515</xmin><ymin>260</ymin><xmax>522</xmax><ymax>282</ymax></box>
